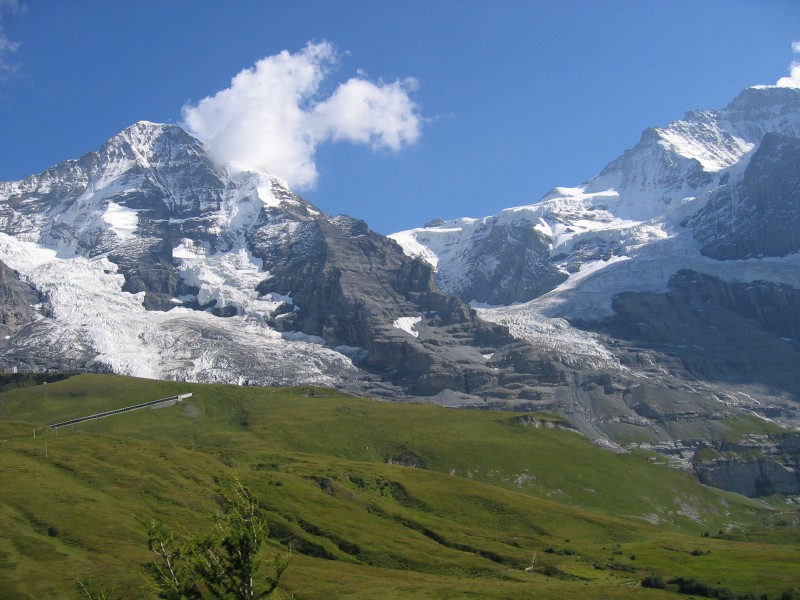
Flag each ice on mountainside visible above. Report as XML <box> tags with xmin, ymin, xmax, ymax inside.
<box><xmin>103</xmin><ymin>202</ymin><xmax>140</xmax><ymax>239</ymax></box>
<box><xmin>475</xmin><ymin>303</ymin><xmax>618</xmax><ymax>371</ymax></box>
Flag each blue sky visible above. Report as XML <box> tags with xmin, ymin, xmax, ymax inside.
<box><xmin>1</xmin><ymin>1</ymin><xmax>798</xmax><ymax>233</ymax></box>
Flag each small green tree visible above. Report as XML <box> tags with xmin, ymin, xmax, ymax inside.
<box><xmin>193</xmin><ymin>477</ymin><xmax>288</xmax><ymax>599</ymax></box>
<box><xmin>76</xmin><ymin>580</ymin><xmax>116</xmax><ymax>600</ymax></box>
<box><xmin>144</xmin><ymin>519</ymin><xmax>202</xmax><ymax>600</ymax></box>
<box><xmin>146</xmin><ymin>475</ymin><xmax>289</xmax><ymax>600</ymax></box>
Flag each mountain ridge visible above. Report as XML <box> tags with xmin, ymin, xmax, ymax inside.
<box><xmin>392</xmin><ymin>86</ymin><xmax>800</xmax><ymax>306</ymax></box>
<box><xmin>2</xmin><ymin>86</ymin><xmax>800</xmax><ymax>496</ymax></box>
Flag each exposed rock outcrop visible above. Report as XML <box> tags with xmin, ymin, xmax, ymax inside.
<box><xmin>451</xmin><ymin>219</ymin><xmax>567</xmax><ymax>305</ymax></box>
<box><xmin>0</xmin><ymin>259</ymin><xmax>40</xmax><ymax>338</ymax></box>
<box><xmin>252</xmin><ymin>211</ymin><xmax>524</xmax><ymax>396</ymax></box>
<box><xmin>594</xmin><ymin>270</ymin><xmax>800</xmax><ymax>395</ymax></box>
<box><xmin>694</xmin><ymin>434</ymin><xmax>800</xmax><ymax>497</ymax></box>
<box><xmin>687</xmin><ymin>133</ymin><xmax>800</xmax><ymax>260</ymax></box>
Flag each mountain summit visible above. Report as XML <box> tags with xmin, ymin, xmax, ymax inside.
<box><xmin>0</xmin><ymin>122</ymin><xmax>537</xmax><ymax>404</ymax></box>
<box><xmin>392</xmin><ymin>85</ymin><xmax>800</xmax><ymax>307</ymax></box>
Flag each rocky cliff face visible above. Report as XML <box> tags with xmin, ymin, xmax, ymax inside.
<box><xmin>251</xmin><ymin>211</ymin><xmax>517</xmax><ymax>396</ymax></box>
<box><xmin>687</xmin><ymin>133</ymin><xmax>800</xmax><ymax>260</ymax></box>
<box><xmin>0</xmin><ymin>259</ymin><xmax>40</xmax><ymax>339</ymax></box>
<box><xmin>459</xmin><ymin>220</ymin><xmax>568</xmax><ymax>305</ymax></box>
<box><xmin>390</xmin><ymin>214</ymin><xmax>568</xmax><ymax>306</ymax></box>
<box><xmin>696</xmin><ymin>457</ymin><xmax>800</xmax><ymax>498</ymax></box>
<box><xmin>593</xmin><ymin>270</ymin><xmax>800</xmax><ymax>394</ymax></box>
<box><xmin>694</xmin><ymin>434</ymin><xmax>800</xmax><ymax>497</ymax></box>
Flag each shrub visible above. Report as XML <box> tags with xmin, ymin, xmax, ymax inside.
<box><xmin>641</xmin><ymin>574</ymin><xmax>666</xmax><ymax>589</ymax></box>
<box><xmin>668</xmin><ymin>577</ymin><xmax>735</xmax><ymax>599</ymax></box>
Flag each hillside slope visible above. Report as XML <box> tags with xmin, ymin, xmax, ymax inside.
<box><xmin>1</xmin><ymin>375</ymin><xmax>798</xmax><ymax>598</ymax></box>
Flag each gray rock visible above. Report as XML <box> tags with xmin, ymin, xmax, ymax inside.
<box><xmin>590</xmin><ymin>270</ymin><xmax>800</xmax><ymax>396</ymax></box>
<box><xmin>451</xmin><ymin>218</ymin><xmax>567</xmax><ymax>305</ymax></box>
<box><xmin>687</xmin><ymin>133</ymin><xmax>800</xmax><ymax>260</ymax></box>
<box><xmin>694</xmin><ymin>434</ymin><xmax>800</xmax><ymax>497</ymax></box>
<box><xmin>0</xmin><ymin>259</ymin><xmax>40</xmax><ymax>338</ymax></box>
<box><xmin>251</xmin><ymin>208</ymin><xmax>517</xmax><ymax>396</ymax></box>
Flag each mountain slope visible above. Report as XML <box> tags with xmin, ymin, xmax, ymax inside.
<box><xmin>393</xmin><ymin>86</ymin><xmax>800</xmax><ymax>306</ymax></box>
<box><xmin>0</xmin><ymin>259</ymin><xmax>40</xmax><ymax>338</ymax></box>
<box><xmin>686</xmin><ymin>132</ymin><xmax>800</xmax><ymax>260</ymax></box>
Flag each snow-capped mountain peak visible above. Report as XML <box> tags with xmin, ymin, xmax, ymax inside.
<box><xmin>0</xmin><ymin>123</ymin><xmax>356</xmax><ymax>385</ymax></box>
<box><xmin>0</xmin><ymin>122</ymin><xmax>521</xmax><ymax>407</ymax></box>
<box><xmin>394</xmin><ymin>84</ymin><xmax>800</xmax><ymax>306</ymax></box>
<box><xmin>654</xmin><ymin>113</ymin><xmax>754</xmax><ymax>172</ymax></box>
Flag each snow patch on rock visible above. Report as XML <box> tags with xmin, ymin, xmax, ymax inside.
<box><xmin>102</xmin><ymin>202</ymin><xmax>139</xmax><ymax>239</ymax></box>
<box><xmin>393</xmin><ymin>316</ymin><xmax>422</xmax><ymax>338</ymax></box>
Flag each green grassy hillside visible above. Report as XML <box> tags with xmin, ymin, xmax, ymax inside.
<box><xmin>1</xmin><ymin>374</ymin><xmax>798</xmax><ymax>599</ymax></box>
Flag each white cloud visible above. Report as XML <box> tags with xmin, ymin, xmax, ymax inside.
<box><xmin>776</xmin><ymin>40</ymin><xmax>800</xmax><ymax>88</ymax></box>
<box><xmin>312</xmin><ymin>76</ymin><xmax>420</xmax><ymax>150</ymax></box>
<box><xmin>0</xmin><ymin>0</ymin><xmax>23</xmax><ymax>78</ymax></box>
<box><xmin>182</xmin><ymin>41</ymin><xmax>422</xmax><ymax>190</ymax></box>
